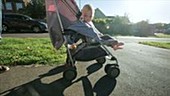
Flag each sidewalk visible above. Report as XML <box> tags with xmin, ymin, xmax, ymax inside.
<box><xmin>0</xmin><ymin>62</ymin><xmax>116</xmax><ymax>96</ymax></box>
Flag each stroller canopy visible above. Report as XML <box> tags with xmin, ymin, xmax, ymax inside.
<box><xmin>46</xmin><ymin>0</ymin><xmax>80</xmax><ymax>29</ymax></box>
<box><xmin>45</xmin><ymin>0</ymin><xmax>80</xmax><ymax>49</ymax></box>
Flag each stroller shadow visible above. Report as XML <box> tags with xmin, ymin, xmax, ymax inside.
<box><xmin>2</xmin><ymin>63</ymin><xmax>117</xmax><ymax>96</ymax></box>
<box><xmin>81</xmin><ymin>63</ymin><xmax>117</xmax><ymax>96</ymax></box>
<box><xmin>93</xmin><ymin>76</ymin><xmax>117</xmax><ymax>96</ymax></box>
<box><xmin>86</xmin><ymin>63</ymin><xmax>103</xmax><ymax>75</ymax></box>
<box><xmin>74</xmin><ymin>75</ymin><xmax>117</xmax><ymax>96</ymax></box>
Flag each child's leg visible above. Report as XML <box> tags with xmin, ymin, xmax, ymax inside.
<box><xmin>100</xmin><ymin>35</ymin><xmax>124</xmax><ymax>50</ymax></box>
<box><xmin>112</xmin><ymin>42</ymin><xmax>124</xmax><ymax>50</ymax></box>
<box><xmin>100</xmin><ymin>35</ymin><xmax>113</xmax><ymax>40</ymax></box>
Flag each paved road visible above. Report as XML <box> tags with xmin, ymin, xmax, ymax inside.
<box><xmin>0</xmin><ymin>34</ymin><xmax>170</xmax><ymax>96</ymax></box>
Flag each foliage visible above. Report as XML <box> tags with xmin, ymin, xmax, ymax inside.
<box><xmin>19</xmin><ymin>0</ymin><xmax>46</xmax><ymax>19</ymax></box>
<box><xmin>155</xmin><ymin>23</ymin><xmax>165</xmax><ymax>30</ymax></box>
<box><xmin>0</xmin><ymin>38</ymin><xmax>66</xmax><ymax>66</ymax></box>
<box><xmin>164</xmin><ymin>24</ymin><xmax>170</xmax><ymax>34</ymax></box>
<box><xmin>139</xmin><ymin>41</ymin><xmax>170</xmax><ymax>49</ymax></box>
<box><xmin>93</xmin><ymin>18</ymin><xmax>112</xmax><ymax>34</ymax></box>
<box><xmin>93</xmin><ymin>15</ymin><xmax>131</xmax><ymax>36</ymax></box>
<box><xmin>132</xmin><ymin>20</ymin><xmax>154</xmax><ymax>37</ymax></box>
<box><xmin>110</xmin><ymin>15</ymin><xmax>131</xmax><ymax>35</ymax></box>
<box><xmin>154</xmin><ymin>33</ymin><xmax>170</xmax><ymax>38</ymax></box>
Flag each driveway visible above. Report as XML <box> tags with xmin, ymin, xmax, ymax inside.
<box><xmin>0</xmin><ymin>35</ymin><xmax>170</xmax><ymax>96</ymax></box>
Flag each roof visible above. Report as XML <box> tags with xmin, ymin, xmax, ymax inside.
<box><xmin>94</xmin><ymin>8</ymin><xmax>106</xmax><ymax>18</ymax></box>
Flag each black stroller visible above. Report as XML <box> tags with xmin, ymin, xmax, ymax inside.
<box><xmin>45</xmin><ymin>0</ymin><xmax>121</xmax><ymax>81</ymax></box>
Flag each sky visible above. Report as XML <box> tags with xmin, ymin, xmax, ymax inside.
<box><xmin>75</xmin><ymin>0</ymin><xmax>170</xmax><ymax>24</ymax></box>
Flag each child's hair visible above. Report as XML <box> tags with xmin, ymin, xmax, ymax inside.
<box><xmin>82</xmin><ymin>4</ymin><xmax>94</xmax><ymax>12</ymax></box>
<box><xmin>81</xmin><ymin>4</ymin><xmax>94</xmax><ymax>21</ymax></box>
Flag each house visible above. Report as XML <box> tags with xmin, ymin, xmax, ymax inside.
<box><xmin>2</xmin><ymin>0</ymin><xmax>25</xmax><ymax>13</ymax></box>
<box><xmin>94</xmin><ymin>8</ymin><xmax>115</xmax><ymax>19</ymax></box>
<box><xmin>94</xmin><ymin>8</ymin><xmax>106</xmax><ymax>18</ymax></box>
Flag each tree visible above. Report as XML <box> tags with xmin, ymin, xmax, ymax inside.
<box><xmin>93</xmin><ymin>15</ymin><xmax>132</xmax><ymax>36</ymax></box>
<box><xmin>93</xmin><ymin>18</ymin><xmax>112</xmax><ymax>34</ymax></box>
<box><xmin>154</xmin><ymin>23</ymin><xmax>165</xmax><ymax>33</ymax></box>
<box><xmin>163</xmin><ymin>23</ymin><xmax>170</xmax><ymax>34</ymax></box>
<box><xmin>20</xmin><ymin>0</ymin><xmax>45</xmax><ymax>19</ymax></box>
<box><xmin>4</xmin><ymin>0</ymin><xmax>32</xmax><ymax>6</ymax></box>
<box><xmin>109</xmin><ymin>15</ymin><xmax>131</xmax><ymax>35</ymax></box>
<box><xmin>22</xmin><ymin>0</ymin><xmax>32</xmax><ymax>6</ymax></box>
<box><xmin>132</xmin><ymin>20</ymin><xmax>154</xmax><ymax>37</ymax></box>
<box><xmin>3</xmin><ymin>0</ymin><xmax>45</xmax><ymax>19</ymax></box>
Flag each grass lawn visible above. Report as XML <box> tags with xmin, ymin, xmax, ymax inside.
<box><xmin>139</xmin><ymin>41</ymin><xmax>170</xmax><ymax>49</ymax></box>
<box><xmin>0</xmin><ymin>38</ymin><xmax>66</xmax><ymax>66</ymax></box>
<box><xmin>140</xmin><ymin>33</ymin><xmax>170</xmax><ymax>49</ymax></box>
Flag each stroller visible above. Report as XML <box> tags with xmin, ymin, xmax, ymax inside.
<box><xmin>45</xmin><ymin>0</ymin><xmax>121</xmax><ymax>81</ymax></box>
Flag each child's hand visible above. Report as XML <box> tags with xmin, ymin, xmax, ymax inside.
<box><xmin>71</xmin><ymin>44</ymin><xmax>77</xmax><ymax>49</ymax></box>
<box><xmin>68</xmin><ymin>43</ymin><xmax>77</xmax><ymax>50</ymax></box>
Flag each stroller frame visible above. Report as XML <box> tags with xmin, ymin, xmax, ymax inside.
<box><xmin>46</xmin><ymin>0</ymin><xmax>120</xmax><ymax>81</ymax></box>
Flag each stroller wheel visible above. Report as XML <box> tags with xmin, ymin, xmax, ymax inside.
<box><xmin>63</xmin><ymin>67</ymin><xmax>77</xmax><ymax>81</ymax></box>
<box><xmin>105</xmin><ymin>64</ymin><xmax>120</xmax><ymax>78</ymax></box>
<box><xmin>96</xmin><ymin>57</ymin><xmax>106</xmax><ymax>64</ymax></box>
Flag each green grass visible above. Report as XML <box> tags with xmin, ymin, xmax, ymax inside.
<box><xmin>154</xmin><ymin>33</ymin><xmax>170</xmax><ymax>38</ymax></box>
<box><xmin>0</xmin><ymin>38</ymin><xmax>66</xmax><ymax>66</ymax></box>
<box><xmin>139</xmin><ymin>41</ymin><xmax>170</xmax><ymax>49</ymax></box>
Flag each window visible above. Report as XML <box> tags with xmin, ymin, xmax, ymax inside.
<box><xmin>5</xmin><ymin>2</ymin><xmax>12</xmax><ymax>10</ymax></box>
<box><xmin>16</xmin><ymin>3</ymin><xmax>23</xmax><ymax>10</ymax></box>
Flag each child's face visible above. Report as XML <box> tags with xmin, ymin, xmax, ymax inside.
<box><xmin>83</xmin><ymin>11</ymin><xmax>92</xmax><ymax>22</ymax></box>
<box><xmin>81</xmin><ymin>9</ymin><xmax>93</xmax><ymax>22</ymax></box>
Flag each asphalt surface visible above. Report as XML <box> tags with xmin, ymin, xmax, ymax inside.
<box><xmin>0</xmin><ymin>34</ymin><xmax>170</xmax><ymax>96</ymax></box>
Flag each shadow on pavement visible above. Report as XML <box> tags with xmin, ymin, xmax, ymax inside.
<box><xmin>1</xmin><ymin>63</ymin><xmax>117</xmax><ymax>96</ymax></box>
<box><xmin>93</xmin><ymin>76</ymin><xmax>117</xmax><ymax>96</ymax></box>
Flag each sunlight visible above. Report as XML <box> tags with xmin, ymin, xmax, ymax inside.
<box><xmin>126</xmin><ymin>0</ymin><xmax>161</xmax><ymax>23</ymax></box>
<box><xmin>76</xmin><ymin>0</ymin><xmax>170</xmax><ymax>23</ymax></box>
